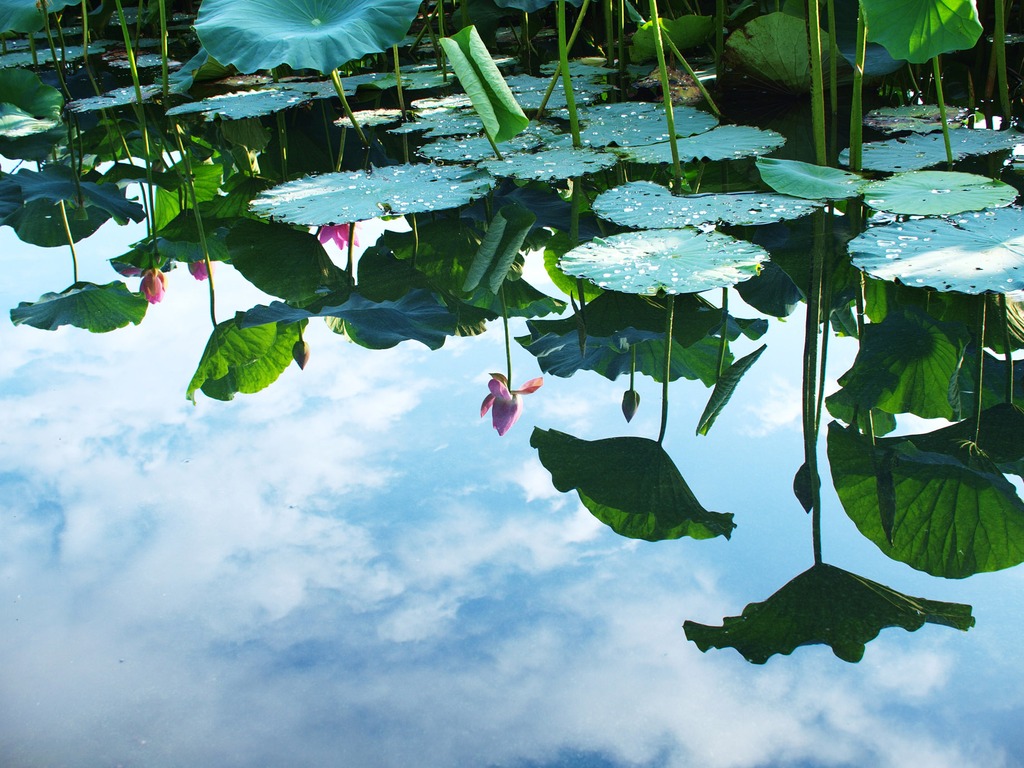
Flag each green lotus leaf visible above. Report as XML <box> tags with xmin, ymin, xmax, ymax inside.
<box><xmin>559</xmin><ymin>228</ymin><xmax>768</xmax><ymax>295</ymax></box>
<box><xmin>503</xmin><ymin>73</ymin><xmax>610</xmax><ymax>110</ymax></box>
<box><xmin>0</xmin><ymin>67</ymin><xmax>62</xmax><ymax>138</ymax></box>
<box><xmin>418</xmin><ymin>130</ymin><xmax>542</xmax><ymax>162</ymax></box>
<box><xmin>480</xmin><ymin>146</ymin><xmax>618</xmax><ymax>181</ymax></box>
<box><xmin>388</xmin><ymin>106</ymin><xmax>484</xmax><ymax>137</ymax></box>
<box><xmin>494</xmin><ymin>0</ymin><xmax>582</xmax><ymax>11</ymax></box>
<box><xmin>850</xmin><ymin>207</ymin><xmax>1024</xmax><ymax>294</ymax></box>
<box><xmin>863</xmin><ymin>171</ymin><xmax>1017</xmax><ymax>215</ymax></box>
<box><xmin>756</xmin><ymin>157</ymin><xmax>867</xmax><ymax>200</ymax></box>
<box><xmin>0</xmin><ymin>0</ymin><xmax>78</xmax><ymax>34</ymax></box>
<box><xmin>166</xmin><ymin>88</ymin><xmax>313</xmax><ymax>120</ymax></box>
<box><xmin>722</xmin><ymin>12</ymin><xmax>816</xmax><ymax>94</ymax></box>
<box><xmin>863</xmin><ymin>104</ymin><xmax>970</xmax><ymax>133</ymax></box>
<box><xmin>0</xmin><ymin>45</ymin><xmax>86</xmax><ymax>68</ymax></box>
<box><xmin>615</xmin><ymin>124</ymin><xmax>786</xmax><ymax>163</ymax></box>
<box><xmin>67</xmin><ymin>84</ymin><xmax>162</xmax><ymax>114</ymax></box>
<box><xmin>862</xmin><ymin>0</ymin><xmax>982</xmax><ymax>63</ymax></box>
<box><xmin>630</xmin><ymin>16</ymin><xmax>715</xmax><ymax>63</ymax></box>
<box><xmin>684</xmin><ymin>563</ymin><xmax>974</xmax><ymax>664</ymax></box>
<box><xmin>10</xmin><ymin>281</ymin><xmax>147</xmax><ymax>332</ymax></box>
<box><xmin>593</xmin><ymin>180</ymin><xmax>822</xmax><ymax>228</ymax></box>
<box><xmin>840</xmin><ymin>129</ymin><xmax>1023</xmax><ymax>172</ymax></box>
<box><xmin>531</xmin><ymin>428</ymin><xmax>735</xmax><ymax>541</ymax></box>
<box><xmin>250</xmin><ymin>164</ymin><xmax>495</xmax><ymax>226</ymax></box>
<box><xmin>193</xmin><ymin>0</ymin><xmax>423</xmax><ymax>75</ymax></box>
<box><xmin>696</xmin><ymin>344</ymin><xmax>767</xmax><ymax>435</ymax></box>
<box><xmin>828</xmin><ymin>420</ymin><xmax>1024</xmax><ymax>578</ymax></box>
<box><xmin>576</xmin><ymin>102</ymin><xmax>718</xmax><ymax>147</ymax></box>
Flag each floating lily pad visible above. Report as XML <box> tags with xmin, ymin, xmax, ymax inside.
<box><xmin>841</xmin><ymin>129</ymin><xmax>1023</xmax><ymax>172</ymax></box>
<box><xmin>166</xmin><ymin>88</ymin><xmax>313</xmax><ymax>120</ymax></box>
<box><xmin>0</xmin><ymin>45</ymin><xmax>86</xmax><ymax>68</ymax></box>
<box><xmin>0</xmin><ymin>67</ymin><xmax>62</xmax><ymax>138</ymax></box>
<box><xmin>67</xmin><ymin>84</ymin><xmax>162</xmax><ymax>113</ymax></box>
<box><xmin>418</xmin><ymin>129</ymin><xmax>543</xmax><ymax>162</ymax></box>
<box><xmin>250</xmin><ymin>164</ymin><xmax>495</xmax><ymax>226</ymax></box>
<box><xmin>10</xmin><ymin>281</ymin><xmax>148</xmax><ymax>332</ymax></box>
<box><xmin>864</xmin><ymin>105</ymin><xmax>970</xmax><ymax>134</ymax></box>
<box><xmin>576</xmin><ymin>101</ymin><xmax>718</xmax><ymax>147</ymax></box>
<box><xmin>504</xmin><ymin>73</ymin><xmax>610</xmax><ymax>110</ymax></box>
<box><xmin>531</xmin><ymin>428</ymin><xmax>735</xmax><ymax>541</ymax></box>
<box><xmin>756</xmin><ymin>157</ymin><xmax>867</xmax><ymax>200</ymax></box>
<box><xmin>479</xmin><ymin>146</ymin><xmax>618</xmax><ymax>181</ymax></box>
<box><xmin>684</xmin><ymin>563</ymin><xmax>974</xmax><ymax>663</ymax></box>
<box><xmin>194</xmin><ymin>0</ymin><xmax>423</xmax><ymax>75</ymax></box>
<box><xmin>850</xmin><ymin>207</ymin><xmax>1024</xmax><ymax>294</ymax></box>
<box><xmin>559</xmin><ymin>228</ymin><xmax>767</xmax><ymax>295</ymax></box>
<box><xmin>615</xmin><ymin>124</ymin><xmax>786</xmax><ymax>163</ymax></box>
<box><xmin>593</xmin><ymin>180</ymin><xmax>822</xmax><ymax>228</ymax></box>
<box><xmin>863</xmin><ymin>170</ymin><xmax>1017</xmax><ymax>215</ymax></box>
<box><xmin>388</xmin><ymin>107</ymin><xmax>484</xmax><ymax>137</ymax></box>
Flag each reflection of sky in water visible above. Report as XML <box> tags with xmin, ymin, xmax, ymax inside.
<box><xmin>1</xmin><ymin>219</ymin><xmax>1022</xmax><ymax>768</ymax></box>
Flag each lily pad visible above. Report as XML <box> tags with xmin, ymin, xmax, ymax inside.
<box><xmin>684</xmin><ymin>563</ymin><xmax>974</xmax><ymax>663</ymax></box>
<box><xmin>849</xmin><ymin>207</ymin><xmax>1024</xmax><ymax>294</ymax></box>
<box><xmin>575</xmin><ymin>101</ymin><xmax>718</xmax><ymax>148</ymax></box>
<box><xmin>10</xmin><ymin>281</ymin><xmax>147</xmax><ymax>332</ymax></box>
<box><xmin>841</xmin><ymin>129</ymin><xmax>1023</xmax><ymax>172</ymax></box>
<box><xmin>335</xmin><ymin>108</ymin><xmax>405</xmax><ymax>129</ymax></box>
<box><xmin>194</xmin><ymin>0</ymin><xmax>423</xmax><ymax>75</ymax></box>
<box><xmin>531</xmin><ymin>428</ymin><xmax>735</xmax><ymax>541</ymax></box>
<box><xmin>0</xmin><ymin>67</ymin><xmax>62</xmax><ymax>138</ymax></box>
<box><xmin>388</xmin><ymin>107</ymin><xmax>484</xmax><ymax>138</ymax></box>
<box><xmin>593</xmin><ymin>180</ymin><xmax>822</xmax><ymax>228</ymax></box>
<box><xmin>0</xmin><ymin>45</ymin><xmax>86</xmax><ymax>69</ymax></box>
<box><xmin>166</xmin><ymin>88</ymin><xmax>313</xmax><ymax>120</ymax></box>
<box><xmin>864</xmin><ymin>105</ymin><xmax>970</xmax><ymax>134</ymax></box>
<box><xmin>863</xmin><ymin>171</ymin><xmax>1017</xmax><ymax>215</ymax></box>
<box><xmin>67</xmin><ymin>84</ymin><xmax>162</xmax><ymax>113</ymax></box>
<box><xmin>559</xmin><ymin>229</ymin><xmax>768</xmax><ymax>295</ymax></box>
<box><xmin>504</xmin><ymin>73</ymin><xmax>610</xmax><ymax>110</ymax></box>
<box><xmin>418</xmin><ymin>130</ymin><xmax>543</xmax><ymax>162</ymax></box>
<box><xmin>250</xmin><ymin>164</ymin><xmax>495</xmax><ymax>226</ymax></box>
<box><xmin>756</xmin><ymin>157</ymin><xmax>867</xmax><ymax>200</ymax></box>
<box><xmin>615</xmin><ymin>124</ymin><xmax>786</xmax><ymax>163</ymax></box>
<box><xmin>479</xmin><ymin>146</ymin><xmax>618</xmax><ymax>181</ymax></box>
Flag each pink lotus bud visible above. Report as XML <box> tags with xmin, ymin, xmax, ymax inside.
<box><xmin>622</xmin><ymin>389</ymin><xmax>640</xmax><ymax>422</ymax></box>
<box><xmin>140</xmin><ymin>268</ymin><xmax>167</xmax><ymax>304</ymax></box>
<box><xmin>292</xmin><ymin>340</ymin><xmax>311</xmax><ymax>370</ymax></box>
<box><xmin>188</xmin><ymin>260</ymin><xmax>211</xmax><ymax>281</ymax></box>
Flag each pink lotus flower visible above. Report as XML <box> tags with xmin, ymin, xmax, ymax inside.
<box><xmin>188</xmin><ymin>260</ymin><xmax>211</xmax><ymax>281</ymax></box>
<box><xmin>140</xmin><ymin>268</ymin><xmax>167</xmax><ymax>304</ymax></box>
<box><xmin>480</xmin><ymin>373</ymin><xmax>543</xmax><ymax>436</ymax></box>
<box><xmin>318</xmin><ymin>223</ymin><xmax>363</xmax><ymax>251</ymax></box>
<box><xmin>316</xmin><ymin>217</ymin><xmax>412</xmax><ymax>259</ymax></box>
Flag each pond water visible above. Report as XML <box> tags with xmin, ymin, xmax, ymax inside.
<box><xmin>2</xmin><ymin>3</ymin><xmax>1024</xmax><ymax>767</ymax></box>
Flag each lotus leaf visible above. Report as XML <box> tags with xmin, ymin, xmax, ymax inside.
<box><xmin>850</xmin><ymin>208</ymin><xmax>1024</xmax><ymax>294</ymax></box>
<box><xmin>756</xmin><ymin>157</ymin><xmax>867</xmax><ymax>200</ymax></box>
<box><xmin>864</xmin><ymin>105</ymin><xmax>970</xmax><ymax>133</ymax></box>
<box><xmin>480</xmin><ymin>146</ymin><xmax>617</xmax><ymax>181</ymax></box>
<box><xmin>166</xmin><ymin>89</ymin><xmax>313</xmax><ymax>121</ymax></box>
<box><xmin>863</xmin><ymin>171</ymin><xmax>1017</xmax><ymax>215</ymax></box>
<box><xmin>0</xmin><ymin>0</ymin><xmax>78</xmax><ymax>34</ymax></box>
<box><xmin>593</xmin><ymin>180</ymin><xmax>822</xmax><ymax>228</ymax></box>
<box><xmin>68</xmin><ymin>84</ymin><xmax>162</xmax><ymax>114</ymax></box>
<box><xmin>494</xmin><ymin>0</ymin><xmax>583</xmax><ymax>10</ymax></box>
<box><xmin>559</xmin><ymin>229</ymin><xmax>767</xmax><ymax>295</ymax></box>
<box><xmin>250</xmin><ymin>164</ymin><xmax>495</xmax><ymax>226</ymax></box>
<box><xmin>722</xmin><ymin>13</ymin><xmax>816</xmax><ymax>94</ymax></box>
<box><xmin>504</xmin><ymin>73</ymin><xmax>610</xmax><ymax>110</ymax></box>
<box><xmin>389</xmin><ymin>107</ymin><xmax>485</xmax><ymax>138</ymax></box>
<box><xmin>0</xmin><ymin>67</ymin><xmax>62</xmax><ymax>138</ymax></box>
<box><xmin>418</xmin><ymin>131</ymin><xmax>543</xmax><ymax>162</ymax></box>
<box><xmin>10</xmin><ymin>281</ymin><xmax>148</xmax><ymax>332</ymax></box>
<box><xmin>841</xmin><ymin>129</ymin><xmax>1023</xmax><ymax>172</ymax></box>
<box><xmin>0</xmin><ymin>45</ymin><xmax>86</xmax><ymax>68</ymax></box>
<box><xmin>193</xmin><ymin>0</ymin><xmax>423</xmax><ymax>75</ymax></box>
<box><xmin>861</xmin><ymin>0</ymin><xmax>982</xmax><ymax>63</ymax></box>
<box><xmin>576</xmin><ymin>102</ymin><xmax>718</xmax><ymax>147</ymax></box>
<box><xmin>685</xmin><ymin>563</ymin><xmax>974</xmax><ymax>663</ymax></box>
<box><xmin>630</xmin><ymin>17</ymin><xmax>715</xmax><ymax>63</ymax></box>
<box><xmin>615</xmin><ymin>124</ymin><xmax>786</xmax><ymax>163</ymax></box>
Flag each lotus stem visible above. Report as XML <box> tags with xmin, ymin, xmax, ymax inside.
<box><xmin>618</xmin><ymin>0</ymin><xmax>628</xmax><ymax>88</ymax></box>
<box><xmin>848</xmin><ymin>7</ymin><xmax>867</xmax><ymax>171</ymax></box>
<box><xmin>804</xmin><ymin>211</ymin><xmax>826</xmax><ymax>564</ymax></box>
<box><xmin>716</xmin><ymin>288</ymin><xmax>728</xmax><ymax>378</ymax></box>
<box><xmin>158</xmin><ymin>0</ymin><xmax>169</xmax><ymax>101</ymax></box>
<box><xmin>993</xmin><ymin>0</ymin><xmax>1011</xmax><ymax>122</ymax></box>
<box><xmin>715</xmin><ymin>0</ymin><xmax>723</xmax><ymax>75</ymax></box>
<box><xmin>661</xmin><ymin>33</ymin><xmax>720</xmax><ymax>118</ymax></box>
<box><xmin>1001</xmin><ymin>295</ymin><xmax>1014</xmax><ymax>404</ymax></box>
<box><xmin>534</xmin><ymin>0</ymin><xmax>590</xmax><ymax>119</ymax></box>
<box><xmin>41</xmin><ymin>9</ymin><xmax>70</xmax><ymax>100</ymax></box>
<box><xmin>932</xmin><ymin>57</ymin><xmax>954</xmax><ymax>168</ymax></box>
<box><xmin>393</xmin><ymin>45</ymin><xmax>406</xmax><ymax>115</ymax></box>
<box><xmin>174</xmin><ymin>125</ymin><xmax>217</xmax><ymax>327</ymax></box>
<box><xmin>604</xmin><ymin>0</ymin><xmax>614</xmax><ymax>69</ymax></box>
<box><xmin>331</xmin><ymin>69</ymin><xmax>369</xmax><ymax>148</ymax></box>
<box><xmin>806</xmin><ymin>0</ymin><xmax>827</xmax><ymax>165</ymax></box>
<box><xmin>58</xmin><ymin>200</ymin><xmax>79</xmax><ymax>284</ymax></box>
<box><xmin>649</xmin><ymin>0</ymin><xmax>683</xmax><ymax>191</ymax></box>
<box><xmin>975</xmin><ymin>298</ymin><xmax>986</xmax><ymax>443</ymax></box>
<box><xmin>657</xmin><ymin>295</ymin><xmax>675</xmax><ymax>445</ymax></box>
<box><xmin>826</xmin><ymin>0</ymin><xmax>838</xmax><ymax>116</ymax></box>
<box><xmin>346</xmin><ymin>222</ymin><xmax>356</xmax><ymax>277</ymax></box>
<box><xmin>558</xmin><ymin>0</ymin><xmax>582</xmax><ymax>147</ymax></box>
<box><xmin>501</xmin><ymin>284</ymin><xmax>513</xmax><ymax>386</ymax></box>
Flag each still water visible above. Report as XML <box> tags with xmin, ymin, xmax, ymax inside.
<box><xmin>2</xmin><ymin>209</ymin><xmax>1023</xmax><ymax>766</ymax></box>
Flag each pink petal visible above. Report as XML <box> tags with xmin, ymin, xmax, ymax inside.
<box><xmin>514</xmin><ymin>377</ymin><xmax>544</xmax><ymax>395</ymax></box>
<box><xmin>480</xmin><ymin>392</ymin><xmax>496</xmax><ymax>417</ymax></box>
<box><xmin>488</xmin><ymin>377</ymin><xmax>512</xmax><ymax>399</ymax></box>
<box><xmin>490</xmin><ymin>393</ymin><xmax>523</xmax><ymax>436</ymax></box>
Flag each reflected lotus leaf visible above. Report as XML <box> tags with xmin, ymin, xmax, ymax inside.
<box><xmin>193</xmin><ymin>0</ymin><xmax>423</xmax><ymax>75</ymax></box>
<box><xmin>0</xmin><ymin>67</ymin><xmax>62</xmax><ymax>138</ymax></box>
<box><xmin>166</xmin><ymin>89</ymin><xmax>313</xmax><ymax>121</ymax></box>
<box><xmin>559</xmin><ymin>228</ymin><xmax>767</xmax><ymax>295</ymax></box>
<box><xmin>826</xmin><ymin>306</ymin><xmax>969</xmax><ymax>421</ymax></box>
<box><xmin>861</xmin><ymin>0</ymin><xmax>982</xmax><ymax>63</ymax></box>
<box><xmin>531</xmin><ymin>428</ymin><xmax>735</xmax><ymax>541</ymax></box>
<box><xmin>828</xmin><ymin>418</ymin><xmax>1024</xmax><ymax>578</ymax></box>
<box><xmin>850</xmin><ymin>208</ymin><xmax>1024</xmax><ymax>294</ymax></box>
<box><xmin>696</xmin><ymin>344</ymin><xmax>766</xmax><ymax>435</ymax></box>
<box><xmin>0</xmin><ymin>164</ymin><xmax>146</xmax><ymax>223</ymax></box>
<box><xmin>863</xmin><ymin>171</ymin><xmax>1017</xmax><ymax>216</ymax></box>
<box><xmin>684</xmin><ymin>563</ymin><xmax>974</xmax><ymax>663</ymax></box>
<box><xmin>480</xmin><ymin>146</ymin><xmax>618</xmax><ymax>181</ymax></box>
<box><xmin>463</xmin><ymin>203</ymin><xmax>536</xmax><ymax>295</ymax></box>
<box><xmin>250</xmin><ymin>164</ymin><xmax>495</xmax><ymax>226</ymax></box>
<box><xmin>840</xmin><ymin>129</ymin><xmax>1023</xmax><ymax>172</ymax></box>
<box><xmin>593</xmin><ymin>180</ymin><xmax>822</xmax><ymax>228</ymax></box>
<box><xmin>615</xmin><ymin>124</ymin><xmax>786</xmax><ymax>163</ymax></box>
<box><xmin>575</xmin><ymin>102</ymin><xmax>718</xmax><ymax>148</ymax></box>
<box><xmin>756</xmin><ymin>157</ymin><xmax>866</xmax><ymax>200</ymax></box>
<box><xmin>188</xmin><ymin>318</ymin><xmax>304</xmax><ymax>402</ymax></box>
<box><xmin>863</xmin><ymin>104</ymin><xmax>970</xmax><ymax>134</ymax></box>
<box><xmin>238</xmin><ymin>290</ymin><xmax>458</xmax><ymax>351</ymax></box>
<box><xmin>10</xmin><ymin>281</ymin><xmax>147</xmax><ymax>332</ymax></box>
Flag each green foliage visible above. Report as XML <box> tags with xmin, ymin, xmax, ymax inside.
<box><xmin>10</xmin><ymin>281</ymin><xmax>147</xmax><ymax>332</ymax></box>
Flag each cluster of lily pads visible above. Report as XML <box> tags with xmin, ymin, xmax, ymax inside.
<box><xmin>2</xmin><ymin>0</ymin><xmax>1024</xmax><ymax>664</ymax></box>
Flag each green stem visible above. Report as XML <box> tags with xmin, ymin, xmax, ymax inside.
<box><xmin>501</xmin><ymin>284</ymin><xmax>513</xmax><ymax>385</ymax></box>
<box><xmin>975</xmin><ymin>298</ymin><xmax>986</xmax><ymax>444</ymax></box>
<box><xmin>1002</xmin><ymin>295</ymin><xmax>1014</xmax><ymax>404</ymax></box>
<box><xmin>657</xmin><ymin>295</ymin><xmax>675</xmax><ymax>445</ymax></box>
<box><xmin>804</xmin><ymin>213</ymin><xmax>826</xmax><ymax>564</ymax></box>
<box><xmin>604</xmin><ymin>0</ymin><xmax>614</xmax><ymax>69</ymax></box>
<box><xmin>393</xmin><ymin>45</ymin><xmax>406</xmax><ymax>115</ymax></box>
<box><xmin>716</xmin><ymin>288</ymin><xmax>728</xmax><ymax>379</ymax></box>
<box><xmin>158</xmin><ymin>0</ymin><xmax>169</xmax><ymax>101</ymax></box>
<box><xmin>558</xmin><ymin>0</ymin><xmax>582</xmax><ymax>147</ymax></box>
<box><xmin>649</xmin><ymin>0</ymin><xmax>683</xmax><ymax>190</ymax></box>
<box><xmin>661</xmin><ymin>33</ymin><xmax>721</xmax><ymax>118</ymax></box>
<box><xmin>933</xmin><ymin>57</ymin><xmax>954</xmax><ymax>168</ymax></box>
<box><xmin>58</xmin><ymin>200</ymin><xmax>79</xmax><ymax>283</ymax></box>
<box><xmin>174</xmin><ymin>125</ymin><xmax>217</xmax><ymax>327</ymax></box>
<box><xmin>994</xmin><ymin>0</ymin><xmax>1011</xmax><ymax>122</ymax></box>
<box><xmin>331</xmin><ymin>68</ymin><xmax>369</xmax><ymax>147</ymax></box>
<box><xmin>826</xmin><ymin>0</ymin><xmax>838</xmax><ymax>116</ymax></box>
<box><xmin>848</xmin><ymin>7</ymin><xmax>867</xmax><ymax>171</ymax></box>
<box><xmin>534</xmin><ymin>0</ymin><xmax>590</xmax><ymax>119</ymax></box>
<box><xmin>806</xmin><ymin>0</ymin><xmax>827</xmax><ymax>165</ymax></box>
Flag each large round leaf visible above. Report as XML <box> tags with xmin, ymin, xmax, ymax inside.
<box><xmin>593</xmin><ymin>180</ymin><xmax>822</xmax><ymax>228</ymax></box>
<box><xmin>862</xmin><ymin>0</ymin><xmax>982</xmax><ymax>63</ymax></box>
<box><xmin>193</xmin><ymin>0</ymin><xmax>423</xmax><ymax>75</ymax></box>
<box><xmin>615</xmin><ymin>124</ymin><xmax>786</xmax><ymax>163</ymax></box>
<box><xmin>576</xmin><ymin>101</ymin><xmax>718</xmax><ymax>147</ymax></box>
<box><xmin>850</xmin><ymin>207</ymin><xmax>1024</xmax><ymax>294</ymax></box>
<box><xmin>10</xmin><ymin>281</ymin><xmax>147</xmax><ymax>332</ymax></box>
<box><xmin>722</xmin><ymin>12</ymin><xmax>815</xmax><ymax>94</ymax></box>
<box><xmin>479</xmin><ymin>146</ymin><xmax>618</xmax><ymax>181</ymax></box>
<box><xmin>0</xmin><ymin>67</ymin><xmax>62</xmax><ymax>138</ymax></box>
<box><xmin>840</xmin><ymin>129</ymin><xmax>1022</xmax><ymax>172</ymax></box>
<box><xmin>863</xmin><ymin>171</ymin><xmax>1017</xmax><ymax>215</ymax></box>
<box><xmin>756</xmin><ymin>157</ymin><xmax>867</xmax><ymax>200</ymax></box>
<box><xmin>250</xmin><ymin>164</ymin><xmax>495</xmax><ymax>226</ymax></box>
<box><xmin>559</xmin><ymin>228</ymin><xmax>768</xmax><ymax>295</ymax></box>
<box><xmin>0</xmin><ymin>0</ymin><xmax>78</xmax><ymax>34</ymax></box>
